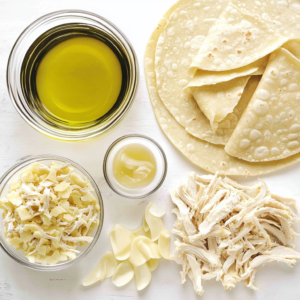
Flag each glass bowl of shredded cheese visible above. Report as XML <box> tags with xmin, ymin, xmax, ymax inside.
<box><xmin>0</xmin><ymin>155</ymin><xmax>104</xmax><ymax>271</ymax></box>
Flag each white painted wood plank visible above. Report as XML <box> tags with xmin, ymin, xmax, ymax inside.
<box><xmin>0</xmin><ymin>1</ymin><xmax>300</xmax><ymax>299</ymax></box>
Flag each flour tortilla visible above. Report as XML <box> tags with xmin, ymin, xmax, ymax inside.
<box><xmin>191</xmin><ymin>76</ymin><xmax>250</xmax><ymax>131</ymax></box>
<box><xmin>189</xmin><ymin>3</ymin><xmax>288</xmax><ymax>73</ymax></box>
<box><xmin>144</xmin><ymin>1</ymin><xmax>300</xmax><ymax>176</ymax></box>
<box><xmin>283</xmin><ymin>39</ymin><xmax>300</xmax><ymax>60</ymax></box>
<box><xmin>232</xmin><ymin>0</ymin><xmax>300</xmax><ymax>39</ymax></box>
<box><xmin>225</xmin><ymin>48</ymin><xmax>300</xmax><ymax>162</ymax></box>
<box><xmin>155</xmin><ymin>0</ymin><xmax>232</xmax><ymax>145</ymax></box>
<box><xmin>187</xmin><ymin>56</ymin><xmax>268</xmax><ymax>88</ymax></box>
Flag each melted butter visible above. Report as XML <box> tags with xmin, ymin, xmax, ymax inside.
<box><xmin>113</xmin><ymin>144</ymin><xmax>157</xmax><ymax>189</ymax></box>
<box><xmin>36</xmin><ymin>36</ymin><xmax>122</xmax><ymax>124</ymax></box>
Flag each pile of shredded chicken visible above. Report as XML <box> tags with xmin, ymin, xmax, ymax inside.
<box><xmin>170</xmin><ymin>172</ymin><xmax>300</xmax><ymax>296</ymax></box>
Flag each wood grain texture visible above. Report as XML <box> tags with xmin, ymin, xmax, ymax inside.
<box><xmin>0</xmin><ymin>1</ymin><xmax>299</xmax><ymax>299</ymax></box>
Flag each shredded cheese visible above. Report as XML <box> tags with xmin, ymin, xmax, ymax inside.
<box><xmin>0</xmin><ymin>161</ymin><xmax>100</xmax><ymax>265</ymax></box>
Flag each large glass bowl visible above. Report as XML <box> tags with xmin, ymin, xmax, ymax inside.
<box><xmin>0</xmin><ymin>155</ymin><xmax>104</xmax><ymax>271</ymax></box>
<box><xmin>7</xmin><ymin>10</ymin><xmax>138</xmax><ymax>141</ymax></box>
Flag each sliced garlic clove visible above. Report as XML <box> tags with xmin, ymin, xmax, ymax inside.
<box><xmin>147</xmin><ymin>259</ymin><xmax>159</xmax><ymax>272</ymax></box>
<box><xmin>133</xmin><ymin>226</ymin><xmax>151</xmax><ymax>239</ymax></box>
<box><xmin>130</xmin><ymin>236</ymin><xmax>161</xmax><ymax>266</ymax></box>
<box><xmin>145</xmin><ymin>203</ymin><xmax>164</xmax><ymax>241</ymax></box>
<box><xmin>158</xmin><ymin>228</ymin><xmax>171</xmax><ymax>259</ymax></box>
<box><xmin>82</xmin><ymin>260</ymin><xmax>106</xmax><ymax>286</ymax></box>
<box><xmin>138</xmin><ymin>238</ymin><xmax>161</xmax><ymax>260</ymax></box>
<box><xmin>110</xmin><ymin>226</ymin><xmax>135</xmax><ymax>260</ymax></box>
<box><xmin>105</xmin><ymin>252</ymin><xmax>118</xmax><ymax>278</ymax></box>
<box><xmin>134</xmin><ymin>263</ymin><xmax>152</xmax><ymax>291</ymax></box>
<box><xmin>82</xmin><ymin>251</ymin><xmax>116</xmax><ymax>286</ymax></box>
<box><xmin>112</xmin><ymin>260</ymin><xmax>134</xmax><ymax>287</ymax></box>
<box><xmin>149</xmin><ymin>202</ymin><xmax>165</xmax><ymax>218</ymax></box>
<box><xmin>82</xmin><ymin>259</ymin><xmax>106</xmax><ymax>287</ymax></box>
<box><xmin>143</xmin><ymin>216</ymin><xmax>150</xmax><ymax>232</ymax></box>
<box><xmin>130</xmin><ymin>236</ymin><xmax>148</xmax><ymax>266</ymax></box>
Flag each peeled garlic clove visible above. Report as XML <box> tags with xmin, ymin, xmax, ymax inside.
<box><xmin>145</xmin><ymin>203</ymin><xmax>164</xmax><ymax>241</ymax></box>
<box><xmin>112</xmin><ymin>260</ymin><xmax>134</xmax><ymax>287</ymax></box>
<box><xmin>143</xmin><ymin>216</ymin><xmax>149</xmax><ymax>232</ymax></box>
<box><xmin>147</xmin><ymin>259</ymin><xmax>159</xmax><ymax>272</ymax></box>
<box><xmin>130</xmin><ymin>236</ymin><xmax>148</xmax><ymax>266</ymax></box>
<box><xmin>138</xmin><ymin>238</ymin><xmax>161</xmax><ymax>260</ymax></box>
<box><xmin>158</xmin><ymin>228</ymin><xmax>170</xmax><ymax>259</ymax></box>
<box><xmin>82</xmin><ymin>251</ymin><xmax>116</xmax><ymax>286</ymax></box>
<box><xmin>149</xmin><ymin>202</ymin><xmax>165</xmax><ymax>218</ymax></box>
<box><xmin>134</xmin><ymin>263</ymin><xmax>152</xmax><ymax>291</ymax></box>
<box><xmin>110</xmin><ymin>226</ymin><xmax>135</xmax><ymax>260</ymax></box>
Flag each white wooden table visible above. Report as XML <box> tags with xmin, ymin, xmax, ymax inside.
<box><xmin>0</xmin><ymin>0</ymin><xmax>300</xmax><ymax>299</ymax></box>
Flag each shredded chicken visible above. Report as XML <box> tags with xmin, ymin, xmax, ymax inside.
<box><xmin>171</xmin><ymin>172</ymin><xmax>300</xmax><ymax>295</ymax></box>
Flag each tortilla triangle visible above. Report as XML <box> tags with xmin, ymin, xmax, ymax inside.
<box><xmin>189</xmin><ymin>3</ymin><xmax>287</xmax><ymax>72</ymax></box>
<box><xmin>191</xmin><ymin>76</ymin><xmax>250</xmax><ymax>131</ymax></box>
<box><xmin>225</xmin><ymin>48</ymin><xmax>300</xmax><ymax>162</ymax></box>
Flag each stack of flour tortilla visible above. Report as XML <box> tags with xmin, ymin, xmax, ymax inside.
<box><xmin>145</xmin><ymin>0</ymin><xmax>300</xmax><ymax>175</ymax></box>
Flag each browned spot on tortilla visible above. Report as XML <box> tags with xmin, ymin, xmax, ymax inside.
<box><xmin>223</xmin><ymin>39</ymin><xmax>227</xmax><ymax>43</ymax></box>
<box><xmin>208</xmin><ymin>53</ymin><xmax>214</xmax><ymax>58</ymax></box>
<box><xmin>243</xmin><ymin>41</ymin><xmax>247</xmax><ymax>44</ymax></box>
<box><xmin>192</xmin><ymin>118</ymin><xmax>196</xmax><ymax>121</ymax></box>
<box><xmin>238</xmin><ymin>93</ymin><xmax>242</xmax><ymax>97</ymax></box>
<box><xmin>271</xmin><ymin>70</ymin><xmax>276</xmax><ymax>76</ymax></box>
<box><xmin>246</xmin><ymin>37</ymin><xmax>251</xmax><ymax>41</ymax></box>
<box><xmin>245</xmin><ymin>31</ymin><xmax>252</xmax><ymax>37</ymax></box>
<box><xmin>237</xmin><ymin>50</ymin><xmax>242</xmax><ymax>54</ymax></box>
<box><xmin>213</xmin><ymin>47</ymin><xmax>218</xmax><ymax>51</ymax></box>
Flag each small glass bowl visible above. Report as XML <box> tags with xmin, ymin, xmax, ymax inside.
<box><xmin>103</xmin><ymin>134</ymin><xmax>167</xmax><ymax>198</ymax></box>
<box><xmin>0</xmin><ymin>155</ymin><xmax>104</xmax><ymax>271</ymax></box>
<box><xmin>7</xmin><ymin>10</ymin><xmax>138</xmax><ymax>141</ymax></box>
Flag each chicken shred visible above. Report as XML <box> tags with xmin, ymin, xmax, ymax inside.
<box><xmin>171</xmin><ymin>172</ymin><xmax>300</xmax><ymax>296</ymax></box>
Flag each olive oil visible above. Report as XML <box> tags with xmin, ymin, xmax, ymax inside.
<box><xmin>21</xmin><ymin>23</ymin><xmax>130</xmax><ymax>129</ymax></box>
<box><xmin>113</xmin><ymin>144</ymin><xmax>157</xmax><ymax>189</ymax></box>
<box><xmin>36</xmin><ymin>37</ymin><xmax>122</xmax><ymax>124</ymax></box>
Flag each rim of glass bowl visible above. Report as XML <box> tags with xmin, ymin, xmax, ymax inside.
<box><xmin>103</xmin><ymin>134</ymin><xmax>168</xmax><ymax>199</ymax></box>
<box><xmin>0</xmin><ymin>155</ymin><xmax>104</xmax><ymax>271</ymax></box>
<box><xmin>6</xmin><ymin>10</ymin><xmax>139</xmax><ymax>142</ymax></box>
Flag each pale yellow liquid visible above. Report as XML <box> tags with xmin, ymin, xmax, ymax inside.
<box><xmin>36</xmin><ymin>36</ymin><xmax>122</xmax><ymax>124</ymax></box>
<box><xmin>113</xmin><ymin>144</ymin><xmax>157</xmax><ymax>189</ymax></box>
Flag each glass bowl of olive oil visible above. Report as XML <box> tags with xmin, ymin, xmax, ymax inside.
<box><xmin>7</xmin><ymin>10</ymin><xmax>138</xmax><ymax>141</ymax></box>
